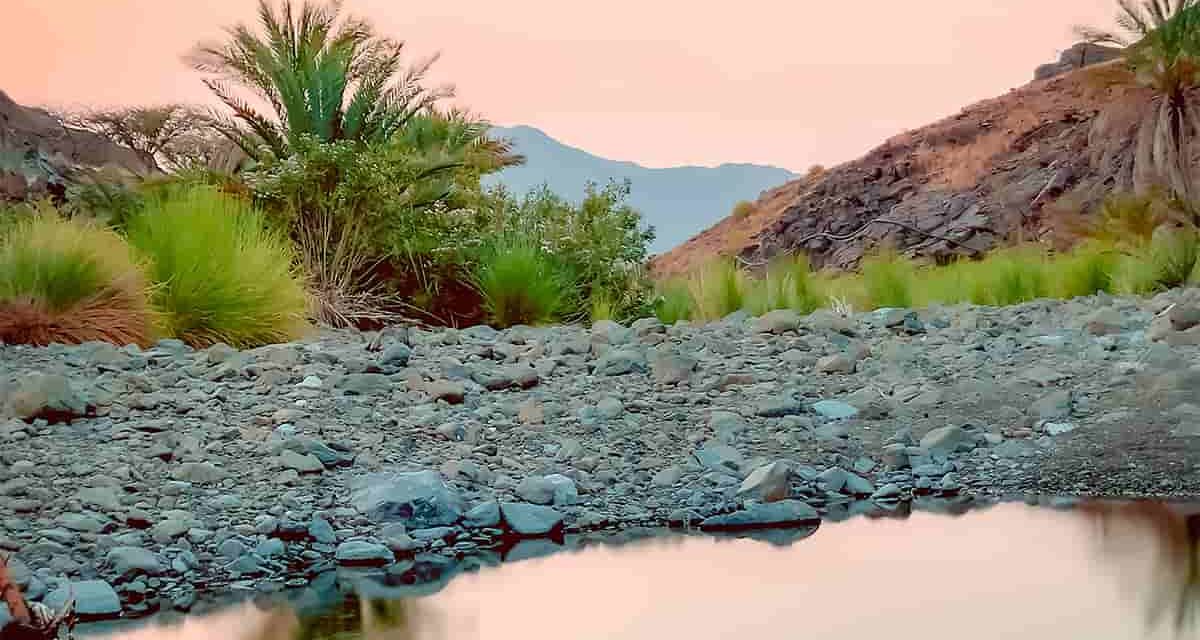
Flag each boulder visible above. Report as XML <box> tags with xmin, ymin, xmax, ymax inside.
<box><xmin>351</xmin><ymin>471</ymin><xmax>464</xmax><ymax>527</ymax></box>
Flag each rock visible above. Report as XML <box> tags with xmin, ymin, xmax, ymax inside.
<box><xmin>351</xmin><ymin>471</ymin><xmax>464</xmax><ymax>527</ymax></box>
<box><xmin>699</xmin><ymin>500</ymin><xmax>820</xmax><ymax>531</ymax></box>
<box><xmin>591</xmin><ymin>320</ymin><xmax>634</xmax><ymax>345</ymax></box>
<box><xmin>1044</xmin><ymin>422</ymin><xmax>1078</xmax><ymax>436</ymax></box>
<box><xmin>45</xmin><ymin>580</ymin><xmax>121</xmax><ymax>619</ymax></box>
<box><xmin>1031</xmin><ymin>390</ymin><xmax>1072</xmax><ymax>421</ymax></box>
<box><xmin>308</xmin><ymin>517</ymin><xmax>336</xmax><ymax>544</ymax></box>
<box><xmin>593</xmin><ymin>349</ymin><xmax>647</xmax><ymax>376</ymax></box>
<box><xmin>337</xmin><ymin>373</ymin><xmax>391</xmax><ymax>396</ymax></box>
<box><xmin>652</xmin><ymin>355</ymin><xmax>698</xmax><ymax>385</ymax></box>
<box><xmin>753</xmin><ymin>310</ymin><xmax>802</xmax><ymax>334</ymax></box>
<box><xmin>280</xmin><ymin>449</ymin><xmax>324</xmax><ymax>474</ymax></box>
<box><xmin>755</xmin><ymin>391</ymin><xmax>807</xmax><ymax>418</ymax></box>
<box><xmin>811</xmin><ymin>399</ymin><xmax>858</xmax><ymax>420</ymax></box>
<box><xmin>500</xmin><ymin>503</ymin><xmax>565</xmax><ymax>536</ymax></box>
<box><xmin>920</xmin><ymin>426</ymin><xmax>970</xmax><ymax>457</ymax></box>
<box><xmin>882</xmin><ymin>443</ymin><xmax>910</xmax><ymax>470</ymax></box>
<box><xmin>106</xmin><ymin>546</ymin><xmax>164</xmax><ymax>576</ymax></box>
<box><xmin>4</xmin><ymin>374</ymin><xmax>91</xmax><ymax>423</ymax></box>
<box><xmin>171</xmin><ymin>462</ymin><xmax>229</xmax><ymax>484</ymax></box>
<box><xmin>1084</xmin><ymin>307</ymin><xmax>1124</xmax><ymax>335</ymax></box>
<box><xmin>411</xmin><ymin>378</ymin><xmax>466</xmax><ymax>404</ymax></box>
<box><xmin>871</xmin><ymin>483</ymin><xmax>903</xmax><ymax>501</ymax></box>
<box><xmin>463</xmin><ymin>501</ymin><xmax>502</xmax><ymax>528</ymax></box>
<box><xmin>596</xmin><ymin>397</ymin><xmax>625</xmax><ymax>420</ymax></box>
<box><xmin>737</xmin><ymin>461</ymin><xmax>793</xmax><ymax>502</ymax></box>
<box><xmin>473</xmin><ymin>365</ymin><xmax>539</xmax><ymax>391</ymax></box>
<box><xmin>380</xmin><ymin>343</ymin><xmax>412</xmax><ymax>368</ymax></box>
<box><xmin>516</xmin><ymin>475</ymin><xmax>578</xmax><ymax>506</ymax></box>
<box><xmin>817</xmin><ymin>467</ymin><xmax>848</xmax><ymax>492</ymax></box>
<box><xmin>1170</xmin><ymin>302</ymin><xmax>1200</xmax><ymax>331</ymax></box>
<box><xmin>652</xmin><ymin>466</ymin><xmax>684</xmax><ymax>487</ymax></box>
<box><xmin>335</xmin><ymin>540</ymin><xmax>394</xmax><ymax>566</ymax></box>
<box><xmin>843</xmin><ymin>472</ymin><xmax>876</xmax><ymax>496</ymax></box>
<box><xmin>816</xmin><ymin>353</ymin><xmax>856</xmax><ymax>374</ymax></box>
<box><xmin>694</xmin><ymin>443</ymin><xmax>744</xmax><ymax>474</ymax></box>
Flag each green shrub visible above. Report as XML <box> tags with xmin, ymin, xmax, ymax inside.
<box><xmin>0</xmin><ymin>214</ymin><xmax>153</xmax><ymax>346</ymax></box>
<box><xmin>744</xmin><ymin>254</ymin><xmax>824</xmax><ymax>315</ymax></box>
<box><xmin>471</xmin><ymin>234</ymin><xmax>574</xmax><ymax>328</ymax></box>
<box><xmin>861</xmin><ymin>248</ymin><xmax>915</xmax><ymax>309</ymax></box>
<box><xmin>690</xmin><ymin>258</ymin><xmax>746</xmax><ymax>321</ymax></box>
<box><xmin>732</xmin><ymin>200</ymin><xmax>756</xmax><ymax>219</ymax></box>
<box><xmin>1055</xmin><ymin>242</ymin><xmax>1119</xmax><ymax>298</ymax></box>
<box><xmin>590</xmin><ymin>292</ymin><xmax>615</xmax><ymax>323</ymax></box>
<box><xmin>654</xmin><ymin>281</ymin><xmax>694</xmax><ymax>324</ymax></box>
<box><xmin>1145</xmin><ymin>227</ymin><xmax>1200</xmax><ymax>289</ymax></box>
<box><xmin>127</xmin><ymin>186</ymin><xmax>309</xmax><ymax>348</ymax></box>
<box><xmin>969</xmin><ymin>246</ymin><xmax>1050</xmax><ymax>306</ymax></box>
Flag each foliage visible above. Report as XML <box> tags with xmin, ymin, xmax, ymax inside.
<box><xmin>689</xmin><ymin>258</ymin><xmax>746</xmax><ymax>321</ymax></box>
<box><xmin>1079</xmin><ymin>0</ymin><xmax>1200</xmax><ymax>200</ymax></box>
<box><xmin>0</xmin><ymin>214</ymin><xmax>153</xmax><ymax>346</ymax></box>
<box><xmin>189</xmin><ymin>0</ymin><xmax>450</xmax><ymax>160</ymax></box>
<box><xmin>654</xmin><ymin>280</ymin><xmax>694</xmax><ymax>324</ymax></box>
<box><xmin>732</xmin><ymin>200</ymin><xmax>755</xmax><ymax>219</ymax></box>
<box><xmin>1055</xmin><ymin>241</ymin><xmax>1121</xmax><ymax>298</ymax></box>
<box><xmin>61</xmin><ymin>176</ymin><xmax>146</xmax><ymax>230</ymax></box>
<box><xmin>470</xmin><ymin>233</ymin><xmax>574</xmax><ymax>328</ymax></box>
<box><xmin>1144</xmin><ymin>225</ymin><xmax>1200</xmax><ymax>288</ymax></box>
<box><xmin>861</xmin><ymin>248</ymin><xmax>916</xmax><ymax>308</ymax></box>
<box><xmin>127</xmin><ymin>186</ymin><xmax>309</xmax><ymax>347</ymax></box>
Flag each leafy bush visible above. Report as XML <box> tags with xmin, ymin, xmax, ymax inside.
<box><xmin>0</xmin><ymin>214</ymin><xmax>153</xmax><ymax>346</ymax></box>
<box><xmin>127</xmin><ymin>186</ymin><xmax>309</xmax><ymax>347</ymax></box>
<box><xmin>732</xmin><ymin>200</ymin><xmax>756</xmax><ymax>219</ymax></box>
<box><xmin>471</xmin><ymin>234</ymin><xmax>574</xmax><ymax>328</ymax></box>
<box><xmin>861</xmin><ymin>248</ymin><xmax>915</xmax><ymax>309</ymax></box>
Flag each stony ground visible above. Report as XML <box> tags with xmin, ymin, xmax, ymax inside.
<box><xmin>2</xmin><ymin>288</ymin><xmax>1200</xmax><ymax>623</ymax></box>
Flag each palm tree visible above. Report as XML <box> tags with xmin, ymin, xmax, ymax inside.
<box><xmin>189</xmin><ymin>0</ymin><xmax>450</xmax><ymax>161</ymax></box>
<box><xmin>1079</xmin><ymin>0</ymin><xmax>1200</xmax><ymax>202</ymax></box>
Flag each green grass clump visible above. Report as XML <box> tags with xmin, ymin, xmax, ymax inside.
<box><xmin>690</xmin><ymin>258</ymin><xmax>746</xmax><ymax>321</ymax></box>
<box><xmin>127</xmin><ymin>186</ymin><xmax>309</xmax><ymax>348</ymax></box>
<box><xmin>589</xmin><ymin>291</ymin><xmax>615</xmax><ymax>323</ymax></box>
<box><xmin>731</xmin><ymin>200</ymin><xmax>756</xmax><ymax>219</ymax></box>
<box><xmin>1055</xmin><ymin>241</ymin><xmax>1120</xmax><ymax>298</ymax></box>
<box><xmin>0</xmin><ymin>214</ymin><xmax>153</xmax><ymax>346</ymax></box>
<box><xmin>654</xmin><ymin>280</ymin><xmax>694</xmax><ymax>324</ymax></box>
<box><xmin>471</xmin><ymin>234</ymin><xmax>573</xmax><ymax>328</ymax></box>
<box><xmin>861</xmin><ymin>248</ymin><xmax>915</xmax><ymax>309</ymax></box>
<box><xmin>1146</xmin><ymin>227</ymin><xmax>1200</xmax><ymax>289</ymax></box>
<box><xmin>967</xmin><ymin>246</ymin><xmax>1051</xmax><ymax>306</ymax></box>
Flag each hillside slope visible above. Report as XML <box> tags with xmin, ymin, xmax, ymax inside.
<box><xmin>484</xmin><ymin>125</ymin><xmax>795</xmax><ymax>253</ymax></box>
<box><xmin>654</xmin><ymin>53</ymin><xmax>1165</xmax><ymax>277</ymax></box>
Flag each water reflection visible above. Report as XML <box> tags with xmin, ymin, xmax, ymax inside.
<box><xmin>83</xmin><ymin>500</ymin><xmax>1200</xmax><ymax>640</ymax></box>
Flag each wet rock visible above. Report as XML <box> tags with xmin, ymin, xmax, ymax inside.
<box><xmin>699</xmin><ymin>500</ymin><xmax>820</xmax><ymax>531</ymax></box>
<box><xmin>737</xmin><ymin>461</ymin><xmax>792</xmax><ymax>502</ymax></box>
<box><xmin>463</xmin><ymin>501</ymin><xmax>502</xmax><ymax>529</ymax></box>
<box><xmin>500</xmin><ymin>503</ymin><xmax>565</xmax><ymax>537</ymax></box>
<box><xmin>335</xmin><ymin>540</ymin><xmax>394</xmax><ymax>566</ymax></box>
<box><xmin>308</xmin><ymin>517</ymin><xmax>336</xmax><ymax>544</ymax></box>
<box><xmin>351</xmin><ymin>471</ymin><xmax>464</xmax><ymax>527</ymax></box>
<box><xmin>45</xmin><ymin>580</ymin><xmax>121</xmax><ymax>619</ymax></box>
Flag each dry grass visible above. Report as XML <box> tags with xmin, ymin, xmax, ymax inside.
<box><xmin>0</xmin><ymin>216</ymin><xmax>153</xmax><ymax>347</ymax></box>
<box><xmin>912</xmin><ymin>107</ymin><xmax>1042</xmax><ymax>190</ymax></box>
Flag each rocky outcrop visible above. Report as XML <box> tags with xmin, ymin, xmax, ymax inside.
<box><xmin>652</xmin><ymin>57</ymin><xmax>1175</xmax><ymax>276</ymax></box>
<box><xmin>0</xmin><ymin>89</ymin><xmax>158</xmax><ymax>202</ymax></box>
<box><xmin>1034</xmin><ymin>42</ymin><xmax>1124</xmax><ymax>81</ymax></box>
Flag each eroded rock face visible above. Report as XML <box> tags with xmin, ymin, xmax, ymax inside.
<box><xmin>1034</xmin><ymin>42</ymin><xmax>1124</xmax><ymax>81</ymax></box>
<box><xmin>0</xmin><ymin>88</ymin><xmax>158</xmax><ymax>202</ymax></box>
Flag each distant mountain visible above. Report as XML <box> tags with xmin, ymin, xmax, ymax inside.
<box><xmin>483</xmin><ymin>125</ymin><xmax>796</xmax><ymax>254</ymax></box>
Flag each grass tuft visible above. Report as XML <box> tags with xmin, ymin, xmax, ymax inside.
<box><xmin>0</xmin><ymin>214</ymin><xmax>153</xmax><ymax>346</ymax></box>
<box><xmin>471</xmin><ymin>234</ymin><xmax>573</xmax><ymax>328</ymax></box>
<box><xmin>861</xmin><ymin>248</ymin><xmax>916</xmax><ymax>309</ymax></box>
<box><xmin>127</xmin><ymin>186</ymin><xmax>309</xmax><ymax>348</ymax></box>
<box><xmin>654</xmin><ymin>280</ymin><xmax>694</xmax><ymax>324</ymax></box>
<box><xmin>689</xmin><ymin>258</ymin><xmax>746</xmax><ymax>321</ymax></box>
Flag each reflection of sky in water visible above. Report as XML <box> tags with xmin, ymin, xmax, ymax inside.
<box><xmin>87</xmin><ymin>502</ymin><xmax>1200</xmax><ymax>640</ymax></box>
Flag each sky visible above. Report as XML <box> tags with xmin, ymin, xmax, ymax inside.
<box><xmin>3</xmin><ymin>0</ymin><xmax>1118</xmax><ymax>172</ymax></box>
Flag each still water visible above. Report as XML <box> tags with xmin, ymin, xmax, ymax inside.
<box><xmin>84</xmin><ymin>501</ymin><xmax>1200</xmax><ymax>639</ymax></box>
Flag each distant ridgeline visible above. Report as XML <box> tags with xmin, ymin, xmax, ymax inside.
<box><xmin>483</xmin><ymin>125</ymin><xmax>796</xmax><ymax>254</ymax></box>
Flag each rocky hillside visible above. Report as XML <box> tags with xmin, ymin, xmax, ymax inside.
<box><xmin>0</xmin><ymin>89</ymin><xmax>157</xmax><ymax>202</ymax></box>
<box><xmin>653</xmin><ymin>45</ymin><xmax>1155</xmax><ymax>276</ymax></box>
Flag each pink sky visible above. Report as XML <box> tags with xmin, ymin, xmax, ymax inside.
<box><xmin>3</xmin><ymin>0</ymin><xmax>1117</xmax><ymax>171</ymax></box>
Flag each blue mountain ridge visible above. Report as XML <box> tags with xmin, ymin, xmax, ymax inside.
<box><xmin>483</xmin><ymin>125</ymin><xmax>796</xmax><ymax>254</ymax></box>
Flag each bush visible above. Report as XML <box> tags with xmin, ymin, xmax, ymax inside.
<box><xmin>743</xmin><ymin>254</ymin><xmax>824</xmax><ymax>315</ymax></box>
<box><xmin>688</xmin><ymin>258</ymin><xmax>747</xmax><ymax>321</ymax></box>
<box><xmin>127</xmin><ymin>187</ymin><xmax>309</xmax><ymax>348</ymax></box>
<box><xmin>1055</xmin><ymin>242</ymin><xmax>1119</xmax><ymax>298</ymax></box>
<box><xmin>1145</xmin><ymin>227</ymin><xmax>1200</xmax><ymax>289</ymax></box>
<box><xmin>968</xmin><ymin>246</ymin><xmax>1050</xmax><ymax>306</ymax></box>
<box><xmin>732</xmin><ymin>200</ymin><xmax>756</xmax><ymax>219</ymax></box>
<box><xmin>861</xmin><ymin>248</ymin><xmax>915</xmax><ymax>309</ymax></box>
<box><xmin>0</xmin><ymin>215</ymin><xmax>153</xmax><ymax>346</ymax></box>
<box><xmin>471</xmin><ymin>234</ymin><xmax>574</xmax><ymax>328</ymax></box>
<box><xmin>654</xmin><ymin>280</ymin><xmax>694</xmax><ymax>324</ymax></box>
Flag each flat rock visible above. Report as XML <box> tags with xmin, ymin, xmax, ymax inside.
<box><xmin>700</xmin><ymin>500</ymin><xmax>820</xmax><ymax>531</ymax></box>
<box><xmin>45</xmin><ymin>580</ymin><xmax>121</xmax><ymax>619</ymax></box>
<box><xmin>335</xmin><ymin>540</ymin><xmax>394</xmax><ymax>566</ymax></box>
<box><xmin>351</xmin><ymin>471</ymin><xmax>464</xmax><ymax>527</ymax></box>
<box><xmin>500</xmin><ymin>503</ymin><xmax>565</xmax><ymax>537</ymax></box>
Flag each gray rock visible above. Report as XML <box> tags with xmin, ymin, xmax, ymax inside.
<box><xmin>596</xmin><ymin>397</ymin><xmax>625</xmax><ymax>420</ymax></box>
<box><xmin>1031</xmin><ymin>390</ymin><xmax>1073</xmax><ymax>421</ymax></box>
<box><xmin>652</xmin><ymin>355</ymin><xmax>698</xmax><ymax>385</ymax></box>
<box><xmin>473</xmin><ymin>365</ymin><xmax>540</xmax><ymax>391</ymax></box>
<box><xmin>463</xmin><ymin>501</ymin><xmax>502</xmax><ymax>528</ymax></box>
<box><xmin>594</xmin><ymin>349</ymin><xmax>647</xmax><ymax>376</ymax></box>
<box><xmin>811</xmin><ymin>399</ymin><xmax>858</xmax><ymax>420</ymax></box>
<box><xmin>737</xmin><ymin>461</ymin><xmax>792</xmax><ymax>502</ymax></box>
<box><xmin>816</xmin><ymin>353</ymin><xmax>856</xmax><ymax>374</ymax></box>
<box><xmin>843</xmin><ymin>472</ymin><xmax>876</xmax><ymax>496</ymax></box>
<box><xmin>308</xmin><ymin>517</ymin><xmax>336</xmax><ymax>544</ymax></box>
<box><xmin>817</xmin><ymin>467</ymin><xmax>848</xmax><ymax>492</ymax></box>
<box><xmin>500</xmin><ymin>503</ymin><xmax>565</xmax><ymax>536</ymax></box>
<box><xmin>516</xmin><ymin>475</ymin><xmax>578</xmax><ymax>506</ymax></box>
<box><xmin>755</xmin><ymin>391</ymin><xmax>807</xmax><ymax>418</ymax></box>
<box><xmin>336</xmin><ymin>373</ymin><xmax>391</xmax><ymax>396</ymax></box>
<box><xmin>380</xmin><ymin>343</ymin><xmax>412</xmax><ymax>368</ymax></box>
<box><xmin>45</xmin><ymin>580</ymin><xmax>121</xmax><ymax>618</ymax></box>
<box><xmin>700</xmin><ymin>500</ymin><xmax>820</xmax><ymax>531</ymax></box>
<box><xmin>3</xmin><ymin>373</ymin><xmax>91</xmax><ymax>423</ymax></box>
<box><xmin>920</xmin><ymin>426</ymin><xmax>970</xmax><ymax>457</ymax></box>
<box><xmin>106</xmin><ymin>547</ymin><xmax>164</xmax><ymax>576</ymax></box>
<box><xmin>753</xmin><ymin>310</ymin><xmax>802</xmax><ymax>334</ymax></box>
<box><xmin>871</xmin><ymin>483</ymin><xmax>903</xmax><ymax>501</ymax></box>
<box><xmin>280</xmin><ymin>449</ymin><xmax>324</xmax><ymax>474</ymax></box>
<box><xmin>1170</xmin><ymin>302</ymin><xmax>1200</xmax><ymax>331</ymax></box>
<box><xmin>694</xmin><ymin>443</ymin><xmax>744</xmax><ymax>474</ymax></box>
<box><xmin>351</xmin><ymin>471</ymin><xmax>464</xmax><ymax>527</ymax></box>
<box><xmin>172</xmin><ymin>462</ymin><xmax>229</xmax><ymax>484</ymax></box>
<box><xmin>335</xmin><ymin>540</ymin><xmax>394</xmax><ymax>566</ymax></box>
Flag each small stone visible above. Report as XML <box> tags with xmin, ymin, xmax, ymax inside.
<box><xmin>816</xmin><ymin>354</ymin><xmax>856</xmax><ymax>374</ymax></box>
<box><xmin>753</xmin><ymin>310</ymin><xmax>802</xmax><ymax>334</ymax></box>
<box><xmin>593</xmin><ymin>349</ymin><xmax>647</xmax><ymax>376</ymax></box>
<box><xmin>920</xmin><ymin>426</ymin><xmax>970</xmax><ymax>457</ymax></box>
<box><xmin>500</xmin><ymin>503</ymin><xmax>565</xmax><ymax>537</ymax></box>
<box><xmin>297</xmin><ymin>376</ymin><xmax>323</xmax><ymax>389</ymax></box>
<box><xmin>652</xmin><ymin>466</ymin><xmax>684</xmax><ymax>487</ymax></box>
<box><xmin>280</xmin><ymin>450</ymin><xmax>324</xmax><ymax>474</ymax></box>
<box><xmin>811</xmin><ymin>400</ymin><xmax>858</xmax><ymax>420</ymax></box>
<box><xmin>335</xmin><ymin>540</ymin><xmax>394</xmax><ymax>566</ymax></box>
<box><xmin>1031</xmin><ymin>390</ymin><xmax>1073</xmax><ymax>421</ymax></box>
<box><xmin>380</xmin><ymin>343</ymin><xmax>413</xmax><ymax>368</ymax></box>
<box><xmin>106</xmin><ymin>547</ymin><xmax>164</xmax><ymax>576</ymax></box>
<box><xmin>516</xmin><ymin>475</ymin><xmax>578</xmax><ymax>506</ymax></box>
<box><xmin>737</xmin><ymin>461</ymin><xmax>792</xmax><ymax>502</ymax></box>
